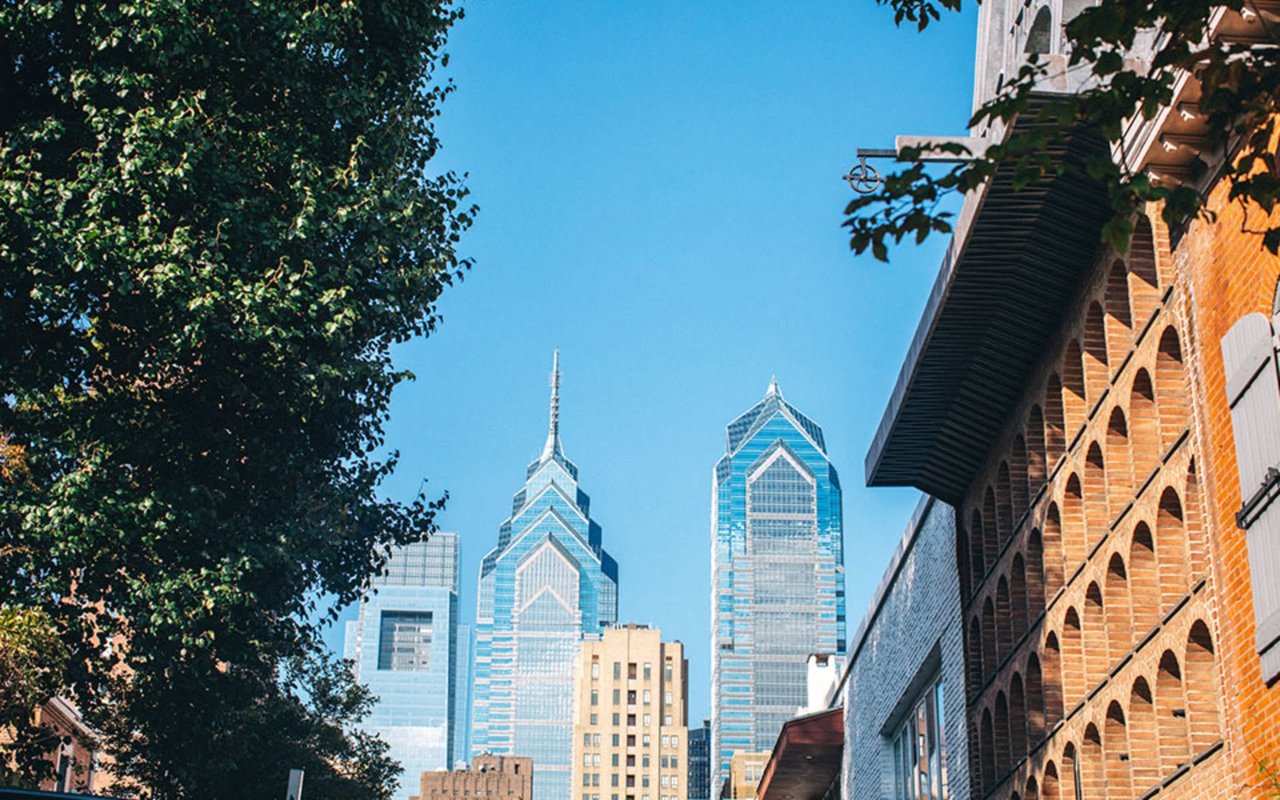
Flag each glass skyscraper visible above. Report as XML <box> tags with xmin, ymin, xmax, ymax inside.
<box><xmin>345</xmin><ymin>532</ymin><xmax>461</xmax><ymax>800</ymax></box>
<box><xmin>709</xmin><ymin>379</ymin><xmax>845</xmax><ymax>791</ymax></box>
<box><xmin>471</xmin><ymin>352</ymin><xmax>619</xmax><ymax>800</ymax></box>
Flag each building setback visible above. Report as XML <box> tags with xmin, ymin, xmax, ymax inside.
<box><xmin>709</xmin><ymin>380</ymin><xmax>845</xmax><ymax>791</ymax></box>
<box><xmin>471</xmin><ymin>352</ymin><xmax>620</xmax><ymax>799</ymax></box>
<box><xmin>571</xmin><ymin>624</ymin><xmax>689</xmax><ymax>800</ymax></box>
<box><xmin>859</xmin><ymin>1</ymin><xmax>1280</xmax><ymax>796</ymax></box>
<box><xmin>345</xmin><ymin>533</ymin><xmax>461</xmax><ymax>800</ymax></box>
<box><xmin>411</xmin><ymin>754</ymin><xmax>533</xmax><ymax>800</ymax></box>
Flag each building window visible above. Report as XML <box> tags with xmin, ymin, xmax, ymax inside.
<box><xmin>643</xmin><ymin>689</ymin><xmax>651</xmax><ymax>704</ymax></box>
<box><xmin>592</xmin><ymin>660</ymin><xmax>601</xmax><ymax>679</ymax></box>
<box><xmin>592</xmin><ymin>690</ymin><xmax>599</xmax><ymax>706</ymax></box>
<box><xmin>614</xmin><ymin>661</ymin><xmax>622</xmax><ymax>680</ymax></box>
<box><xmin>377</xmin><ymin>610</ymin><xmax>432</xmax><ymax>671</ymax></box>
<box><xmin>613</xmin><ymin>713</ymin><xmax>620</xmax><ymax>726</ymax></box>
<box><xmin>643</xmin><ymin>663</ymin><xmax>652</xmax><ymax>681</ymax></box>
<box><xmin>629</xmin><ymin>662</ymin><xmax>638</xmax><ymax>679</ymax></box>
<box><xmin>892</xmin><ymin>675</ymin><xmax>948</xmax><ymax>800</ymax></box>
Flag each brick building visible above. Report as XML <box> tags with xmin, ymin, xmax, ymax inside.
<box><xmin>856</xmin><ymin>2</ymin><xmax>1280</xmax><ymax>799</ymax></box>
<box><xmin>411</xmin><ymin>754</ymin><xmax>532</xmax><ymax>800</ymax></box>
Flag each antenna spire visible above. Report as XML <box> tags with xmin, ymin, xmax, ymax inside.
<box><xmin>542</xmin><ymin>350</ymin><xmax>562</xmax><ymax>460</ymax></box>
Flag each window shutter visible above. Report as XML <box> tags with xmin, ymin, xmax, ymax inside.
<box><xmin>1222</xmin><ymin>311</ymin><xmax>1280</xmax><ymax>683</ymax></box>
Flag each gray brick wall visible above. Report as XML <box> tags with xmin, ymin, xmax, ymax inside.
<box><xmin>840</xmin><ymin>497</ymin><xmax>969</xmax><ymax>800</ymax></box>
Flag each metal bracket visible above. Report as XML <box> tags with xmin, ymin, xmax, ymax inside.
<box><xmin>1237</xmin><ymin>465</ymin><xmax>1280</xmax><ymax>530</ymax></box>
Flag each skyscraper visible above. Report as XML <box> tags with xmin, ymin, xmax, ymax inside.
<box><xmin>570</xmin><ymin>624</ymin><xmax>688</xmax><ymax>800</ymax></box>
<box><xmin>687</xmin><ymin>719</ymin><xmax>711</xmax><ymax>800</ymax></box>
<box><xmin>709</xmin><ymin>380</ymin><xmax>844</xmax><ymax>791</ymax></box>
<box><xmin>472</xmin><ymin>352</ymin><xmax>620</xmax><ymax>799</ymax></box>
<box><xmin>345</xmin><ymin>532</ymin><xmax>461</xmax><ymax>800</ymax></box>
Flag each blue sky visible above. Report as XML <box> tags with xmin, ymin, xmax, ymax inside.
<box><xmin>325</xmin><ymin>1</ymin><xmax>979</xmax><ymax>723</ymax></box>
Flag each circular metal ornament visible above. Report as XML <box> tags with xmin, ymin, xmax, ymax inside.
<box><xmin>843</xmin><ymin>157</ymin><xmax>883</xmax><ymax>194</ymax></box>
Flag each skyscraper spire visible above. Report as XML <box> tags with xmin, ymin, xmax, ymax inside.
<box><xmin>766</xmin><ymin>375</ymin><xmax>781</xmax><ymax>397</ymax></box>
<box><xmin>541</xmin><ymin>349</ymin><xmax>562</xmax><ymax>460</ymax></box>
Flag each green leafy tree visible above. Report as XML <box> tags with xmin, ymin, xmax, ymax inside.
<box><xmin>0</xmin><ymin>0</ymin><xmax>471</xmax><ymax>797</ymax></box>
<box><xmin>848</xmin><ymin>0</ymin><xmax>1280</xmax><ymax>258</ymax></box>
<box><xmin>0</xmin><ymin>606</ymin><xmax>67</xmax><ymax>787</ymax></box>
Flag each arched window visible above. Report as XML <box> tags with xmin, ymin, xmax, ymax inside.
<box><xmin>1027</xmin><ymin>652</ymin><xmax>1046</xmax><ymax>742</ymax></box>
<box><xmin>1083</xmin><ymin>302</ymin><xmax>1110</xmax><ymax>397</ymax></box>
<box><xmin>1084</xmin><ymin>582</ymin><xmax>1107</xmax><ymax>684</ymax></box>
<box><xmin>981</xmin><ymin>707</ymin><xmax>997</xmax><ymax>793</ymax></box>
<box><xmin>1185</xmin><ymin>620</ymin><xmax>1219</xmax><ymax>753</ymax></box>
<box><xmin>1043</xmin><ymin>504</ymin><xmax>1065</xmax><ymax>595</ymax></box>
<box><xmin>1027</xmin><ymin>529</ymin><xmax>1047</xmax><ymax>616</ymax></box>
<box><xmin>970</xmin><ymin>615</ymin><xmax>986</xmax><ymax>697</ymax></box>
<box><xmin>1062</xmin><ymin>742</ymin><xmax>1082</xmax><ymax>800</ymax></box>
<box><xmin>1105</xmin><ymin>553</ymin><xmax>1132</xmax><ymax>664</ymax></box>
<box><xmin>1042</xmin><ymin>761</ymin><xmax>1061</xmax><ymax>800</ymax></box>
<box><xmin>998</xmin><ymin>575</ymin><xmax>1014</xmax><ymax>661</ymax></box>
<box><xmin>1062</xmin><ymin>608</ymin><xmax>1085</xmax><ymax>705</ymax></box>
<box><xmin>1063</xmin><ymin>475</ymin><xmax>1086</xmax><ymax>567</ymax></box>
<box><xmin>1185</xmin><ymin>461</ymin><xmax>1205</xmax><ymax>576</ymax></box>
<box><xmin>1043</xmin><ymin>633</ymin><xmax>1065</xmax><ymax>726</ymax></box>
<box><xmin>1027</xmin><ymin>406</ymin><xmax>1048</xmax><ymax>489</ymax></box>
<box><xmin>1012</xmin><ymin>553</ymin><xmax>1030</xmax><ymax>639</ymax></box>
<box><xmin>996</xmin><ymin>691</ymin><xmax>1012</xmax><ymax>777</ymax></box>
<box><xmin>1025</xmin><ymin>5</ymin><xmax>1054</xmax><ymax>54</ymax></box>
<box><xmin>1106</xmin><ymin>407</ymin><xmax>1132</xmax><ymax>505</ymax></box>
<box><xmin>1012</xmin><ymin>437</ymin><xmax>1030</xmax><ymax>512</ymax></box>
<box><xmin>971</xmin><ymin>509</ymin><xmax>988</xmax><ymax>588</ymax></box>
<box><xmin>1128</xmin><ymin>216</ymin><xmax>1161</xmax><ymax>323</ymax></box>
<box><xmin>1106</xmin><ymin>259</ymin><xmax>1133</xmax><ymax>364</ymax></box>
<box><xmin>1063</xmin><ymin>341</ymin><xmax>1087</xmax><ymax>435</ymax></box>
<box><xmin>1010</xmin><ymin>672</ymin><xmax>1029</xmax><ymax>763</ymax></box>
<box><xmin>983</xmin><ymin>597</ymin><xmax>999</xmax><ymax>678</ymax></box>
<box><xmin>1157</xmin><ymin>487</ymin><xmax>1188</xmax><ymax>615</ymax></box>
<box><xmin>1156</xmin><ymin>650</ymin><xmax>1189</xmax><ymax>774</ymax></box>
<box><xmin>1105</xmin><ymin>701</ymin><xmax>1132</xmax><ymax>796</ymax></box>
<box><xmin>998</xmin><ymin>462</ymin><xmax>1015</xmax><ymax>542</ymax></box>
<box><xmin>1081</xmin><ymin>723</ymin><xmax>1105</xmax><ymax>798</ymax></box>
<box><xmin>1129</xmin><ymin>677</ymin><xmax>1159</xmax><ymax>791</ymax></box>
<box><xmin>985</xmin><ymin>487</ymin><xmax>1001</xmax><ymax>569</ymax></box>
<box><xmin>1129</xmin><ymin>522</ymin><xmax>1160</xmax><ymax>633</ymax></box>
<box><xmin>1157</xmin><ymin>326</ymin><xmax>1186</xmax><ymax>448</ymax></box>
<box><xmin>1045</xmin><ymin>374</ymin><xmax>1067</xmax><ymax>462</ymax></box>
<box><xmin>1130</xmin><ymin>369</ymin><xmax>1159</xmax><ymax>476</ymax></box>
<box><xmin>1084</xmin><ymin>442</ymin><xmax>1108</xmax><ymax>542</ymax></box>
<box><xmin>1026</xmin><ymin>775</ymin><xmax>1040</xmax><ymax>800</ymax></box>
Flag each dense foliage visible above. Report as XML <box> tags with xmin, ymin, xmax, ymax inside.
<box><xmin>0</xmin><ymin>1</ymin><xmax>471</xmax><ymax>797</ymax></box>
<box><xmin>848</xmin><ymin>0</ymin><xmax>1280</xmax><ymax>258</ymax></box>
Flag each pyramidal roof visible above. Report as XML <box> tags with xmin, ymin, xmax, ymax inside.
<box><xmin>724</xmin><ymin>377</ymin><xmax>827</xmax><ymax>456</ymax></box>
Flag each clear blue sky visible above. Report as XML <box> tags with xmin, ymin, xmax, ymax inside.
<box><xmin>325</xmin><ymin>0</ymin><xmax>979</xmax><ymax>725</ymax></box>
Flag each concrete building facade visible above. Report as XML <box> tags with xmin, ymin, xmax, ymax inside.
<box><xmin>688</xmin><ymin>719</ymin><xmax>711</xmax><ymax>800</ymax></box>
<box><xmin>570</xmin><ymin>624</ymin><xmax>689</xmax><ymax>800</ymax></box>
<box><xmin>840</xmin><ymin>498</ymin><xmax>970</xmax><ymax>800</ymax></box>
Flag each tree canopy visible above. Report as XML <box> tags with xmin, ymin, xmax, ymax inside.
<box><xmin>848</xmin><ymin>0</ymin><xmax>1280</xmax><ymax>259</ymax></box>
<box><xmin>0</xmin><ymin>1</ymin><xmax>471</xmax><ymax>797</ymax></box>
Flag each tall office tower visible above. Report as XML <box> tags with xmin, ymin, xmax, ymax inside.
<box><xmin>452</xmin><ymin>624</ymin><xmax>474</xmax><ymax>767</ymax></box>
<box><xmin>686</xmin><ymin>720</ymin><xmax>711</xmax><ymax>800</ymax></box>
<box><xmin>709</xmin><ymin>380</ymin><xmax>845</xmax><ymax>791</ymax></box>
<box><xmin>472</xmin><ymin>352</ymin><xmax>620</xmax><ymax>799</ymax></box>
<box><xmin>345</xmin><ymin>532</ymin><xmax>461</xmax><ymax>800</ymax></box>
<box><xmin>571</xmin><ymin>624</ymin><xmax>688</xmax><ymax>800</ymax></box>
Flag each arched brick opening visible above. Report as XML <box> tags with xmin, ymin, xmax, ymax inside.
<box><xmin>1045</xmin><ymin>374</ymin><xmax>1067</xmax><ymax>463</ymax></box>
<box><xmin>1081</xmin><ymin>723</ymin><xmax>1105</xmax><ymax>798</ymax></box>
<box><xmin>970</xmin><ymin>614</ymin><xmax>985</xmax><ymax>698</ymax></box>
<box><xmin>1105</xmin><ymin>259</ymin><xmax>1133</xmax><ymax>365</ymax></box>
<box><xmin>1185</xmin><ymin>461</ymin><xmax>1207</xmax><ymax>578</ymax></box>
<box><xmin>1025</xmin><ymin>4</ymin><xmax>1054</xmax><ymax>53</ymax></box>
<box><xmin>998</xmin><ymin>575</ymin><xmax>1014</xmax><ymax>663</ymax></box>
<box><xmin>1105</xmin><ymin>700</ymin><xmax>1132</xmax><ymax>796</ymax></box>
<box><xmin>985</xmin><ymin>487</ymin><xmax>1001</xmax><ymax>572</ymax></box>
<box><xmin>1027</xmin><ymin>406</ymin><xmax>1048</xmax><ymax>490</ymax></box>
<box><xmin>1012</xmin><ymin>436</ymin><xmax>1030</xmax><ymax>513</ymax></box>
<box><xmin>1010</xmin><ymin>671</ymin><xmax>1029</xmax><ymax>764</ymax></box>
<box><xmin>1156</xmin><ymin>649</ymin><xmax>1189</xmax><ymax>774</ymax></box>
<box><xmin>1026</xmin><ymin>529</ymin><xmax>1047</xmax><ymax>617</ymax></box>
<box><xmin>1042</xmin><ymin>761</ymin><xmax>1060</xmax><ymax>800</ymax></box>
<box><xmin>981</xmin><ymin>706</ymin><xmax>997</xmax><ymax>794</ymax></box>
<box><xmin>1083</xmin><ymin>582</ymin><xmax>1107</xmax><ymax>686</ymax></box>
<box><xmin>1106</xmin><ymin>406</ymin><xmax>1132</xmax><ymax>507</ymax></box>
<box><xmin>1129</xmin><ymin>676</ymin><xmax>1159</xmax><ymax>791</ymax></box>
<box><xmin>1083</xmin><ymin>442</ymin><xmax>1108</xmax><ymax>545</ymax></box>
<box><xmin>1026</xmin><ymin>775</ymin><xmax>1040</xmax><ymax>800</ymax></box>
<box><xmin>983</xmin><ymin>597</ymin><xmax>999</xmax><ymax>681</ymax></box>
<box><xmin>1063</xmin><ymin>340</ymin><xmax>1087</xmax><ymax>435</ymax></box>
<box><xmin>996</xmin><ymin>691</ymin><xmax>1012</xmax><ymax>778</ymax></box>
<box><xmin>1043</xmin><ymin>505</ymin><xmax>1065</xmax><ymax>595</ymax></box>
<box><xmin>1026</xmin><ymin>652</ymin><xmax>1046</xmax><ymax>743</ymax></box>
<box><xmin>1105</xmin><ymin>553</ymin><xmax>1132</xmax><ymax>664</ymax></box>
<box><xmin>1129</xmin><ymin>216</ymin><xmax>1160</xmax><ymax>324</ymax></box>
<box><xmin>1062</xmin><ymin>609</ymin><xmax>1085</xmax><ymax>707</ymax></box>
<box><xmin>1129</xmin><ymin>368</ymin><xmax>1159</xmax><ymax>479</ymax></box>
<box><xmin>1012</xmin><ymin>553</ymin><xmax>1030</xmax><ymax>640</ymax></box>
<box><xmin>971</xmin><ymin>509</ymin><xmax>988</xmax><ymax>587</ymax></box>
<box><xmin>1185</xmin><ymin>620</ymin><xmax>1220</xmax><ymax>754</ymax></box>
<box><xmin>1042</xmin><ymin>633</ymin><xmax>1064</xmax><ymax>727</ymax></box>
<box><xmin>1129</xmin><ymin>521</ymin><xmax>1160</xmax><ymax>633</ymax></box>
<box><xmin>1157</xmin><ymin>487</ymin><xmax>1188</xmax><ymax>615</ymax></box>
<box><xmin>1156</xmin><ymin>326</ymin><xmax>1186</xmax><ymax>448</ymax></box>
<box><xmin>1062</xmin><ymin>476</ymin><xmax>1086</xmax><ymax>569</ymax></box>
<box><xmin>1062</xmin><ymin>743</ymin><xmax>1081</xmax><ymax>800</ymax></box>
<box><xmin>998</xmin><ymin>462</ymin><xmax>1016</xmax><ymax>542</ymax></box>
<box><xmin>1083</xmin><ymin>302</ymin><xmax>1110</xmax><ymax>399</ymax></box>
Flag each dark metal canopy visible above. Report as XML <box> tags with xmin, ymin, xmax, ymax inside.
<box><xmin>864</xmin><ymin>96</ymin><xmax>1111</xmax><ymax>505</ymax></box>
<box><xmin>756</xmin><ymin>708</ymin><xmax>843</xmax><ymax>800</ymax></box>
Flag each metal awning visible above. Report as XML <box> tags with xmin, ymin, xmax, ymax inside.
<box><xmin>756</xmin><ymin>708</ymin><xmax>843</xmax><ymax>800</ymax></box>
<box><xmin>864</xmin><ymin>95</ymin><xmax>1111</xmax><ymax>504</ymax></box>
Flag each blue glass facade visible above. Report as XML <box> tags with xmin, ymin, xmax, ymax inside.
<box><xmin>709</xmin><ymin>380</ymin><xmax>845</xmax><ymax>791</ymax></box>
<box><xmin>346</xmin><ymin>533</ymin><xmax>461</xmax><ymax>800</ymax></box>
<box><xmin>472</xmin><ymin>353</ymin><xmax>619</xmax><ymax>800</ymax></box>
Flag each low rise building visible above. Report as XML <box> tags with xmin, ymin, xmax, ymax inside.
<box><xmin>411</xmin><ymin>754</ymin><xmax>532</xmax><ymax>800</ymax></box>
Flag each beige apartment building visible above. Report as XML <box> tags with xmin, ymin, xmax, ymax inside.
<box><xmin>571</xmin><ymin>624</ymin><xmax>689</xmax><ymax>800</ymax></box>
